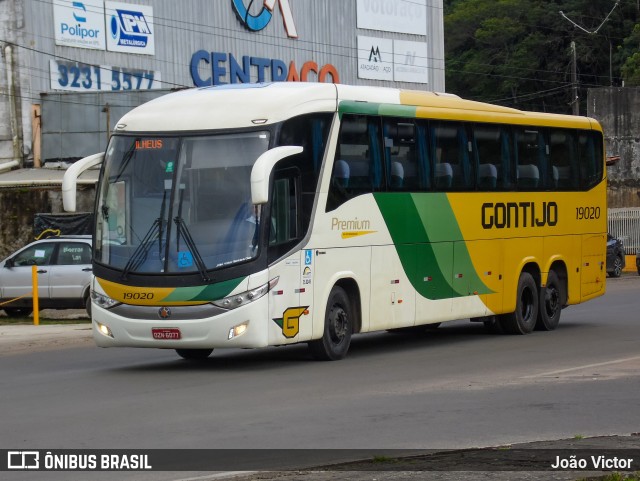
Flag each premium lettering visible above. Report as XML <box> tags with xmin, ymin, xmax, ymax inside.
<box><xmin>331</xmin><ymin>217</ymin><xmax>371</xmax><ymax>231</ymax></box>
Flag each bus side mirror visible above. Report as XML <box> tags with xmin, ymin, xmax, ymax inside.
<box><xmin>251</xmin><ymin>146</ymin><xmax>303</xmax><ymax>205</ymax></box>
<box><xmin>62</xmin><ymin>152</ymin><xmax>105</xmax><ymax>212</ymax></box>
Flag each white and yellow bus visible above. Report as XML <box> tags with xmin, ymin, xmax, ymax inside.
<box><xmin>63</xmin><ymin>83</ymin><xmax>607</xmax><ymax>361</ymax></box>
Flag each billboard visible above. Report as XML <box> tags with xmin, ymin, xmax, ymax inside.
<box><xmin>393</xmin><ymin>40</ymin><xmax>429</xmax><ymax>84</ymax></box>
<box><xmin>105</xmin><ymin>1</ymin><xmax>155</xmax><ymax>55</ymax></box>
<box><xmin>356</xmin><ymin>0</ymin><xmax>428</xmax><ymax>36</ymax></box>
<box><xmin>358</xmin><ymin>37</ymin><xmax>428</xmax><ymax>84</ymax></box>
<box><xmin>53</xmin><ymin>0</ymin><xmax>106</xmax><ymax>50</ymax></box>
<box><xmin>357</xmin><ymin>36</ymin><xmax>393</xmax><ymax>81</ymax></box>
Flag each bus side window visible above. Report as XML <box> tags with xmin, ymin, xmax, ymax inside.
<box><xmin>579</xmin><ymin>132</ymin><xmax>604</xmax><ymax>190</ymax></box>
<box><xmin>431</xmin><ymin>122</ymin><xmax>473</xmax><ymax>191</ymax></box>
<box><xmin>383</xmin><ymin>119</ymin><xmax>418</xmax><ymax>191</ymax></box>
<box><xmin>327</xmin><ymin>115</ymin><xmax>383</xmax><ymax>211</ymax></box>
<box><xmin>549</xmin><ymin>129</ymin><xmax>579</xmax><ymax>190</ymax></box>
<box><xmin>515</xmin><ymin>127</ymin><xmax>545</xmax><ymax>191</ymax></box>
<box><xmin>277</xmin><ymin>113</ymin><xmax>332</xmax><ymax>237</ymax></box>
<box><xmin>472</xmin><ymin>125</ymin><xmax>501</xmax><ymax>190</ymax></box>
<box><xmin>268</xmin><ymin>169</ymin><xmax>301</xmax><ymax>262</ymax></box>
<box><xmin>500</xmin><ymin>129</ymin><xmax>515</xmax><ymax>189</ymax></box>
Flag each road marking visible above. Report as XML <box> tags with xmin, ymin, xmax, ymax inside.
<box><xmin>173</xmin><ymin>473</ymin><xmax>255</xmax><ymax>481</ymax></box>
<box><xmin>523</xmin><ymin>355</ymin><xmax>640</xmax><ymax>378</ymax></box>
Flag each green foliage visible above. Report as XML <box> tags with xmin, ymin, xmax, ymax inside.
<box><xmin>444</xmin><ymin>0</ymin><xmax>640</xmax><ymax>114</ymax></box>
<box><xmin>619</xmin><ymin>24</ymin><xmax>640</xmax><ymax>86</ymax></box>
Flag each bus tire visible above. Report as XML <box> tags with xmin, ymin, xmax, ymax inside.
<box><xmin>501</xmin><ymin>272</ymin><xmax>538</xmax><ymax>335</ymax></box>
<box><xmin>175</xmin><ymin>349</ymin><xmax>213</xmax><ymax>360</ymax></box>
<box><xmin>308</xmin><ymin>286</ymin><xmax>352</xmax><ymax>361</ymax></box>
<box><xmin>536</xmin><ymin>270</ymin><xmax>563</xmax><ymax>331</ymax></box>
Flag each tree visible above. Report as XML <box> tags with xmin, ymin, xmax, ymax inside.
<box><xmin>445</xmin><ymin>0</ymin><xmax>639</xmax><ymax>114</ymax></box>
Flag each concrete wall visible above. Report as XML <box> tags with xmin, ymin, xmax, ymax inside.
<box><xmin>588</xmin><ymin>87</ymin><xmax>640</xmax><ymax>208</ymax></box>
<box><xmin>0</xmin><ymin>185</ymin><xmax>95</xmax><ymax>259</ymax></box>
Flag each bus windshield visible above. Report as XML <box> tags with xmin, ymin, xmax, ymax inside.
<box><xmin>95</xmin><ymin>132</ymin><xmax>270</xmax><ymax>277</ymax></box>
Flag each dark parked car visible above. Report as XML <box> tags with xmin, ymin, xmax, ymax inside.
<box><xmin>0</xmin><ymin>236</ymin><xmax>92</xmax><ymax>317</ymax></box>
<box><xmin>636</xmin><ymin>251</ymin><xmax>640</xmax><ymax>275</ymax></box>
<box><xmin>606</xmin><ymin>234</ymin><xmax>625</xmax><ymax>278</ymax></box>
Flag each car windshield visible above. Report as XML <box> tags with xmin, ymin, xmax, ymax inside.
<box><xmin>95</xmin><ymin>132</ymin><xmax>270</xmax><ymax>276</ymax></box>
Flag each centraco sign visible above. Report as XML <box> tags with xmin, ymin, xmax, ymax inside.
<box><xmin>190</xmin><ymin>51</ymin><xmax>339</xmax><ymax>86</ymax></box>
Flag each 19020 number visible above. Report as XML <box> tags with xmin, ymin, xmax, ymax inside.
<box><xmin>576</xmin><ymin>206</ymin><xmax>600</xmax><ymax>220</ymax></box>
<box><xmin>123</xmin><ymin>292</ymin><xmax>155</xmax><ymax>300</ymax></box>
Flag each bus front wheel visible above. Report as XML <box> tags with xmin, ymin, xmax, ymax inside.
<box><xmin>536</xmin><ymin>270</ymin><xmax>563</xmax><ymax>331</ymax></box>
<box><xmin>501</xmin><ymin>272</ymin><xmax>538</xmax><ymax>335</ymax></box>
<box><xmin>175</xmin><ymin>349</ymin><xmax>213</xmax><ymax>360</ymax></box>
<box><xmin>308</xmin><ymin>286</ymin><xmax>352</xmax><ymax>361</ymax></box>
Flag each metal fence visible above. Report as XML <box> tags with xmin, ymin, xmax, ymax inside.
<box><xmin>608</xmin><ymin>208</ymin><xmax>640</xmax><ymax>255</ymax></box>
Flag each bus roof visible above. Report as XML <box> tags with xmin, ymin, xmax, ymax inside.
<box><xmin>114</xmin><ymin>83</ymin><xmax>601</xmax><ymax>133</ymax></box>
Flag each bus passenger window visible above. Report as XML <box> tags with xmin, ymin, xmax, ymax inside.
<box><xmin>549</xmin><ymin>130</ymin><xmax>578</xmax><ymax>190</ymax></box>
<box><xmin>515</xmin><ymin>128</ymin><xmax>545</xmax><ymax>190</ymax></box>
<box><xmin>432</xmin><ymin>122</ymin><xmax>473</xmax><ymax>191</ymax></box>
<box><xmin>473</xmin><ymin>125</ymin><xmax>503</xmax><ymax>190</ymax></box>
<box><xmin>579</xmin><ymin>132</ymin><xmax>604</xmax><ymax>190</ymax></box>
<box><xmin>383</xmin><ymin>119</ymin><xmax>418</xmax><ymax>191</ymax></box>
<box><xmin>327</xmin><ymin>115</ymin><xmax>383</xmax><ymax>211</ymax></box>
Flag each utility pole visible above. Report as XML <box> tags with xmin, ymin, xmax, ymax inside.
<box><xmin>560</xmin><ymin>2</ymin><xmax>621</xmax><ymax>113</ymax></box>
<box><xmin>571</xmin><ymin>41</ymin><xmax>579</xmax><ymax>116</ymax></box>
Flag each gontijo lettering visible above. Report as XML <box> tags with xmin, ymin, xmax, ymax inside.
<box><xmin>482</xmin><ymin>201</ymin><xmax>558</xmax><ymax>229</ymax></box>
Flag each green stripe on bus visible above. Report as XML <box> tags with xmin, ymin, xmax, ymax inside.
<box><xmin>338</xmin><ymin>101</ymin><xmax>383</xmax><ymax>117</ymax></box>
<box><xmin>374</xmin><ymin>193</ymin><xmax>492</xmax><ymax>300</ymax></box>
<box><xmin>338</xmin><ymin>101</ymin><xmax>417</xmax><ymax>119</ymax></box>
<box><xmin>162</xmin><ymin>277</ymin><xmax>245</xmax><ymax>302</ymax></box>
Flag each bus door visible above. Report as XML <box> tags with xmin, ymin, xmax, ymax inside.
<box><xmin>370</xmin><ymin>245</ymin><xmax>416</xmax><ymax>331</ymax></box>
<box><xmin>266</xmin><ymin>171</ymin><xmax>313</xmax><ymax>344</ymax></box>
<box><xmin>268</xmin><ymin>251</ymin><xmax>306</xmax><ymax>345</ymax></box>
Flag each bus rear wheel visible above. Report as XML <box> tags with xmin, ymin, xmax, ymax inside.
<box><xmin>536</xmin><ymin>270</ymin><xmax>563</xmax><ymax>331</ymax></box>
<box><xmin>501</xmin><ymin>272</ymin><xmax>538</xmax><ymax>335</ymax></box>
<box><xmin>308</xmin><ymin>286</ymin><xmax>352</xmax><ymax>361</ymax></box>
<box><xmin>175</xmin><ymin>349</ymin><xmax>213</xmax><ymax>360</ymax></box>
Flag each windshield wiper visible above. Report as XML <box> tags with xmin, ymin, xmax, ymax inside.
<box><xmin>121</xmin><ymin>191</ymin><xmax>167</xmax><ymax>280</ymax></box>
<box><xmin>173</xmin><ymin>216</ymin><xmax>211</xmax><ymax>283</ymax></box>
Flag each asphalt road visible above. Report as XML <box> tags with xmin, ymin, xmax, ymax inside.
<box><xmin>1</xmin><ymin>275</ymin><xmax>639</xmax><ymax>481</ymax></box>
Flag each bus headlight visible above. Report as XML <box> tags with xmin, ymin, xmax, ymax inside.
<box><xmin>213</xmin><ymin>277</ymin><xmax>278</xmax><ymax>310</ymax></box>
<box><xmin>91</xmin><ymin>290</ymin><xmax>120</xmax><ymax>309</ymax></box>
<box><xmin>228</xmin><ymin>321</ymin><xmax>249</xmax><ymax>340</ymax></box>
<box><xmin>96</xmin><ymin>322</ymin><xmax>114</xmax><ymax>338</ymax></box>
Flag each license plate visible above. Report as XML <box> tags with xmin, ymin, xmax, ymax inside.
<box><xmin>152</xmin><ymin>328</ymin><xmax>181</xmax><ymax>340</ymax></box>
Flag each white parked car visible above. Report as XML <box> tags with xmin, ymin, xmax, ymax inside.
<box><xmin>0</xmin><ymin>236</ymin><xmax>92</xmax><ymax>317</ymax></box>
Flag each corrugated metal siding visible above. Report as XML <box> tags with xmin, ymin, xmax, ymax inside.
<box><xmin>15</xmin><ymin>0</ymin><xmax>444</xmax><ymax>162</ymax></box>
<box><xmin>21</xmin><ymin>0</ymin><xmax>444</xmax><ymax>92</ymax></box>
<box><xmin>40</xmin><ymin>89</ymin><xmax>167</xmax><ymax>161</ymax></box>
